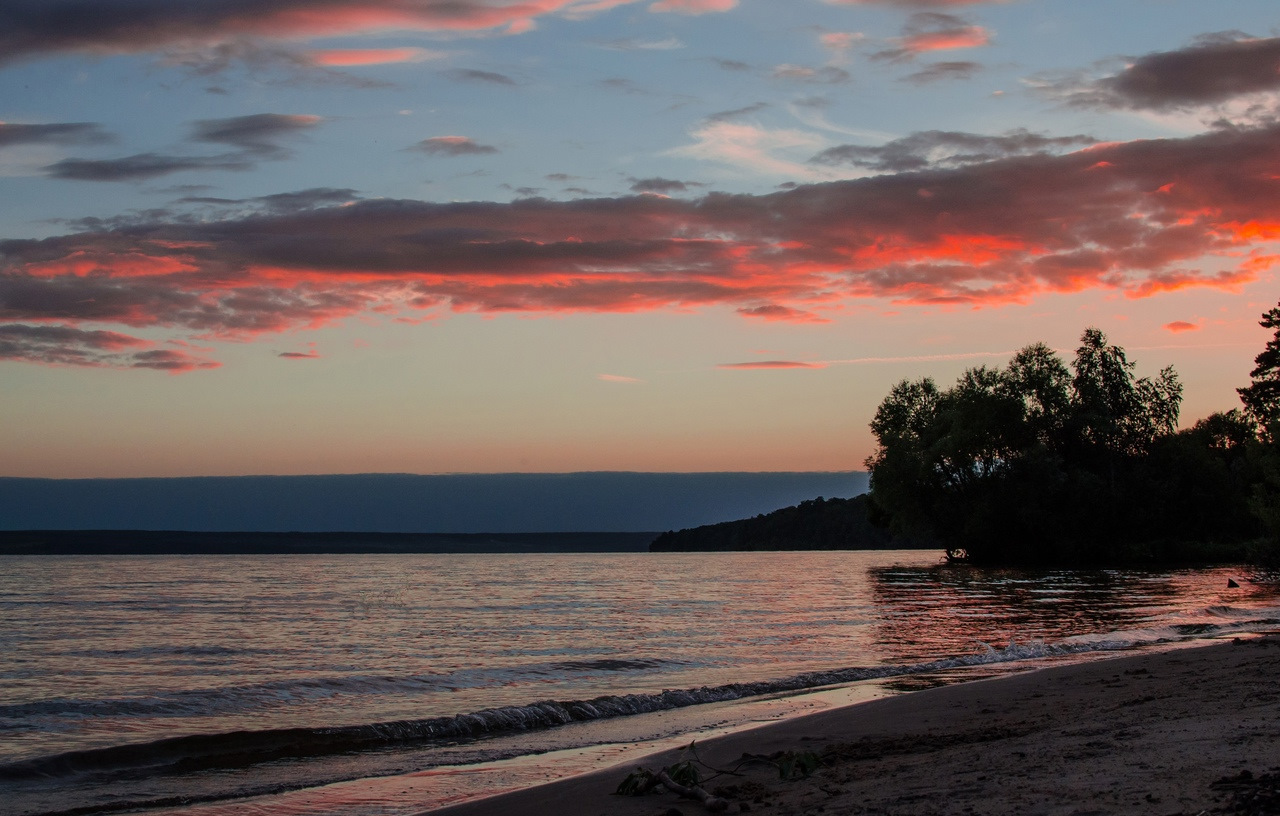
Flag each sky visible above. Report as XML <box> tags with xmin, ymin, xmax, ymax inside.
<box><xmin>1</xmin><ymin>0</ymin><xmax>1279</xmax><ymax>479</ymax></box>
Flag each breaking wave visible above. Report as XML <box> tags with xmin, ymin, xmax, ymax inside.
<box><xmin>8</xmin><ymin>604</ymin><xmax>1278</xmax><ymax>792</ymax></box>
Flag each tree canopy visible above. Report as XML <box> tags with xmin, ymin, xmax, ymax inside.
<box><xmin>1238</xmin><ymin>304</ymin><xmax>1280</xmax><ymax>427</ymax></box>
<box><xmin>864</xmin><ymin>326</ymin><xmax>1265</xmax><ymax>566</ymax></box>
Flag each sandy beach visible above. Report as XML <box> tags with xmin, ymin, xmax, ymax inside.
<box><xmin>428</xmin><ymin>636</ymin><xmax>1280</xmax><ymax>816</ymax></box>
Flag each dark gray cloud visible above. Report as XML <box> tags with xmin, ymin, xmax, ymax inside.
<box><xmin>792</xmin><ymin>96</ymin><xmax>830</xmax><ymax>109</ymax></box>
<box><xmin>736</xmin><ymin>305</ymin><xmax>825</xmax><ymax>323</ymax></box>
<box><xmin>176</xmin><ymin>187</ymin><xmax>360</xmax><ymax>215</ymax></box>
<box><xmin>1050</xmin><ymin>35</ymin><xmax>1280</xmax><ymax>111</ymax></box>
<box><xmin>253</xmin><ymin>187</ymin><xmax>359</xmax><ymax>212</ymax></box>
<box><xmin>44</xmin><ymin>113</ymin><xmax>322</xmax><ymax>181</ymax></box>
<box><xmin>0</xmin><ymin>0</ymin><xmax>570</xmax><ymax>66</ymax></box>
<box><xmin>190</xmin><ymin>113</ymin><xmax>322</xmax><ymax>156</ymax></box>
<box><xmin>410</xmin><ymin>136</ymin><xmax>499</xmax><ymax>156</ymax></box>
<box><xmin>0</xmin><ymin>122</ymin><xmax>112</xmax><ymax>148</ymax></box>
<box><xmin>0</xmin><ymin>323</ymin><xmax>217</xmax><ymax>370</ymax></box>
<box><xmin>901</xmin><ymin>60</ymin><xmax>981</xmax><ymax>84</ymax></box>
<box><xmin>705</xmin><ymin>102</ymin><xmax>769</xmax><ymax>122</ymax></box>
<box><xmin>629</xmin><ymin>177</ymin><xmax>706</xmax><ymax>193</ymax></box>
<box><xmin>598</xmin><ymin>78</ymin><xmax>650</xmax><ymax>94</ymax></box>
<box><xmin>810</xmin><ymin>128</ymin><xmax>1097</xmax><ymax>171</ymax></box>
<box><xmin>446</xmin><ymin>68</ymin><xmax>517</xmax><ymax>85</ymax></box>
<box><xmin>712</xmin><ymin>58</ymin><xmax>752</xmax><ymax>72</ymax></box>
<box><xmin>44</xmin><ymin>152</ymin><xmax>254</xmax><ymax>182</ymax></box>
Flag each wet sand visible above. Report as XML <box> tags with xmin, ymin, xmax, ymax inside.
<box><xmin>426</xmin><ymin>636</ymin><xmax>1280</xmax><ymax>816</ymax></box>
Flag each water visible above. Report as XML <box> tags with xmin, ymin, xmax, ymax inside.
<box><xmin>3</xmin><ymin>551</ymin><xmax>1279</xmax><ymax>816</ymax></box>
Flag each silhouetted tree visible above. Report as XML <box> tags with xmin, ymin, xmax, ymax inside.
<box><xmin>1238</xmin><ymin>302</ymin><xmax>1280</xmax><ymax>559</ymax></box>
<box><xmin>866</xmin><ymin>327</ymin><xmax>1200</xmax><ymax>565</ymax></box>
<box><xmin>1238</xmin><ymin>303</ymin><xmax>1280</xmax><ymax>427</ymax></box>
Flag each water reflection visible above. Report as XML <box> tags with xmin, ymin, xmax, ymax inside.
<box><xmin>867</xmin><ymin>564</ymin><xmax>1277</xmax><ymax>663</ymax></box>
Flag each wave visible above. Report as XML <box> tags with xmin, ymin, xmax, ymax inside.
<box><xmin>0</xmin><ymin>657</ymin><xmax>684</xmax><ymax>722</ymax></box>
<box><xmin>8</xmin><ymin>605</ymin><xmax>1278</xmax><ymax>792</ymax></box>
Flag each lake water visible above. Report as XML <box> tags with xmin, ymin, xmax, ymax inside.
<box><xmin>4</xmin><ymin>551</ymin><xmax>1279</xmax><ymax>816</ymax></box>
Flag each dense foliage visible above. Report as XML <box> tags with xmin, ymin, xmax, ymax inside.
<box><xmin>866</xmin><ymin>316</ymin><xmax>1280</xmax><ymax>566</ymax></box>
<box><xmin>649</xmin><ymin>495</ymin><xmax>929</xmax><ymax>552</ymax></box>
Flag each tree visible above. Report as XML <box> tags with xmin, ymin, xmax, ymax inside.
<box><xmin>866</xmin><ymin>328</ymin><xmax>1189</xmax><ymax>565</ymax></box>
<box><xmin>1239</xmin><ymin>301</ymin><xmax>1280</xmax><ymax>554</ymax></box>
<box><xmin>1004</xmin><ymin>342</ymin><xmax>1071</xmax><ymax>449</ymax></box>
<box><xmin>1238</xmin><ymin>302</ymin><xmax>1280</xmax><ymax>426</ymax></box>
<box><xmin>1071</xmin><ymin>328</ymin><xmax>1181</xmax><ymax>457</ymax></box>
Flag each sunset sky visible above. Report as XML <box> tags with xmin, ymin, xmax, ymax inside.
<box><xmin>2</xmin><ymin>0</ymin><xmax>1278</xmax><ymax>478</ymax></box>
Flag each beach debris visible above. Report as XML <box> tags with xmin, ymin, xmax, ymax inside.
<box><xmin>656</xmin><ymin>767</ymin><xmax>730</xmax><ymax>811</ymax></box>
<box><xmin>1210</xmin><ymin>769</ymin><xmax>1280</xmax><ymax>814</ymax></box>
<box><xmin>614</xmin><ymin>765</ymin><xmax>729</xmax><ymax>811</ymax></box>
<box><xmin>774</xmin><ymin>750</ymin><xmax>822</xmax><ymax>780</ymax></box>
<box><xmin>733</xmin><ymin>749</ymin><xmax>825</xmax><ymax>780</ymax></box>
<box><xmin>615</xmin><ymin>768</ymin><xmax>661</xmax><ymax>796</ymax></box>
<box><xmin>615</xmin><ymin>741</ymin><xmax>828</xmax><ymax>811</ymax></box>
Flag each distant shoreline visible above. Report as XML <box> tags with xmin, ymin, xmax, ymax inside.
<box><xmin>0</xmin><ymin>529</ymin><xmax>659</xmax><ymax>555</ymax></box>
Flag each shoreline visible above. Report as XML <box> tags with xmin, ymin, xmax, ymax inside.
<box><xmin>425</xmin><ymin>636</ymin><xmax>1280</xmax><ymax>816</ymax></box>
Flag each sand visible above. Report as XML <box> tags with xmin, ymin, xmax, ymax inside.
<box><xmin>426</xmin><ymin>636</ymin><xmax>1280</xmax><ymax>816</ymax></box>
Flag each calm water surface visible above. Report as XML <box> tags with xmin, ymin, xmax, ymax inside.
<box><xmin>3</xmin><ymin>551</ymin><xmax>1278</xmax><ymax>816</ymax></box>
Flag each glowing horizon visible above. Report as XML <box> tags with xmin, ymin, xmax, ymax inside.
<box><xmin>1</xmin><ymin>0</ymin><xmax>1277</xmax><ymax>477</ymax></box>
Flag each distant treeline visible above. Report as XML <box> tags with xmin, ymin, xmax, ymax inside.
<box><xmin>649</xmin><ymin>495</ymin><xmax>933</xmax><ymax>552</ymax></box>
<box><xmin>0</xmin><ymin>530</ymin><xmax>656</xmax><ymax>556</ymax></box>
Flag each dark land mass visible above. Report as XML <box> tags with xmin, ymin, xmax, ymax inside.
<box><xmin>650</xmin><ymin>494</ymin><xmax>935</xmax><ymax>552</ymax></box>
<box><xmin>0</xmin><ymin>471</ymin><xmax>868</xmax><ymax>533</ymax></box>
<box><xmin>0</xmin><ymin>529</ymin><xmax>657</xmax><ymax>556</ymax></box>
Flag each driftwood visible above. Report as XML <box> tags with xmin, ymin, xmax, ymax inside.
<box><xmin>655</xmin><ymin>768</ymin><xmax>729</xmax><ymax>811</ymax></box>
<box><xmin>615</xmin><ymin>742</ymin><xmax>824</xmax><ymax>811</ymax></box>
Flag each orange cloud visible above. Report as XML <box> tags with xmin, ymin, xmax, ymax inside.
<box><xmin>901</xmin><ymin>26</ymin><xmax>989</xmax><ymax>53</ymax></box>
<box><xmin>1163</xmin><ymin>321</ymin><xmax>1199</xmax><ymax>333</ymax></box>
<box><xmin>0</xmin><ymin>1</ymin><xmax>656</xmax><ymax>64</ymax></box>
<box><xmin>737</xmin><ymin>305</ymin><xmax>829</xmax><ymax>323</ymax></box>
<box><xmin>6</xmin><ymin>122</ymin><xmax>1280</xmax><ymax>368</ymax></box>
<box><xmin>308</xmin><ymin>47</ymin><xmax>441</xmax><ymax>66</ymax></box>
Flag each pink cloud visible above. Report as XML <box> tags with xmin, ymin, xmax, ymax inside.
<box><xmin>1163</xmin><ymin>320</ymin><xmax>1200</xmax><ymax>333</ymax></box>
<box><xmin>901</xmin><ymin>26</ymin><xmax>988</xmax><ymax>53</ymax></box>
<box><xmin>308</xmin><ymin>47</ymin><xmax>441</xmax><ymax>66</ymax></box>
<box><xmin>648</xmin><ymin>0</ymin><xmax>737</xmax><ymax>13</ymax></box>
<box><xmin>0</xmin><ymin>1</ymin><xmax>662</xmax><ymax>64</ymax></box>
<box><xmin>827</xmin><ymin>0</ymin><xmax>1008</xmax><ymax>5</ymax></box>
<box><xmin>410</xmin><ymin>136</ymin><xmax>498</xmax><ymax>156</ymax></box>
<box><xmin>718</xmin><ymin>360</ymin><xmax>827</xmax><ymax>369</ymax></box>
